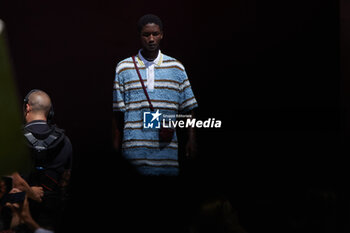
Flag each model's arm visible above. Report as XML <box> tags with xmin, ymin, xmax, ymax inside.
<box><xmin>11</xmin><ymin>173</ymin><xmax>43</xmax><ymax>202</ymax></box>
<box><xmin>185</xmin><ymin>110</ymin><xmax>197</xmax><ymax>159</ymax></box>
<box><xmin>112</xmin><ymin>111</ymin><xmax>124</xmax><ymax>151</ymax></box>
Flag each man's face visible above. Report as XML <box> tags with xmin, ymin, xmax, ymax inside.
<box><xmin>140</xmin><ymin>23</ymin><xmax>163</xmax><ymax>52</ymax></box>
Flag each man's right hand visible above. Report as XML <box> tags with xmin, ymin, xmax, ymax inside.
<box><xmin>11</xmin><ymin>173</ymin><xmax>43</xmax><ymax>202</ymax></box>
<box><xmin>30</xmin><ymin>186</ymin><xmax>43</xmax><ymax>202</ymax></box>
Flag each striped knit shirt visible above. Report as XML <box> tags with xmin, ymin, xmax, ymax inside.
<box><xmin>113</xmin><ymin>51</ymin><xmax>198</xmax><ymax>175</ymax></box>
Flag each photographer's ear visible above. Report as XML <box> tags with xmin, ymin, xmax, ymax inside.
<box><xmin>25</xmin><ymin>104</ymin><xmax>31</xmax><ymax>113</ymax></box>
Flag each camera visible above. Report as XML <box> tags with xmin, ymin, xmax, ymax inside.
<box><xmin>0</xmin><ymin>176</ymin><xmax>25</xmax><ymax>206</ymax></box>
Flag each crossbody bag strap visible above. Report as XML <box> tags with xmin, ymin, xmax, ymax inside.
<box><xmin>132</xmin><ymin>56</ymin><xmax>154</xmax><ymax>111</ymax></box>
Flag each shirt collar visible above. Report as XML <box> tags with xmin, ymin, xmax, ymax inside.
<box><xmin>137</xmin><ymin>49</ymin><xmax>163</xmax><ymax>67</ymax></box>
<box><xmin>24</xmin><ymin>120</ymin><xmax>48</xmax><ymax>129</ymax></box>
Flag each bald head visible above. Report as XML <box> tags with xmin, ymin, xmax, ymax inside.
<box><xmin>25</xmin><ymin>90</ymin><xmax>52</xmax><ymax>120</ymax></box>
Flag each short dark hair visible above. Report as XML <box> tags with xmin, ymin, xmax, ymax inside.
<box><xmin>137</xmin><ymin>14</ymin><xmax>163</xmax><ymax>33</ymax></box>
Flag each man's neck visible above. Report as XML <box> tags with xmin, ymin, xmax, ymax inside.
<box><xmin>25</xmin><ymin>114</ymin><xmax>47</xmax><ymax>124</ymax></box>
<box><xmin>141</xmin><ymin>49</ymin><xmax>159</xmax><ymax>61</ymax></box>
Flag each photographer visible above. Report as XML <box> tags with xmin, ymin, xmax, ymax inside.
<box><xmin>21</xmin><ymin>89</ymin><xmax>72</xmax><ymax>232</ymax></box>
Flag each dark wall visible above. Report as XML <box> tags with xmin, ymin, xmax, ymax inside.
<box><xmin>0</xmin><ymin>0</ymin><xmax>346</xmax><ymax>232</ymax></box>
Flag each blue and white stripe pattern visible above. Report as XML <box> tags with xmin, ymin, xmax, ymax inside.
<box><xmin>113</xmin><ymin>52</ymin><xmax>198</xmax><ymax>175</ymax></box>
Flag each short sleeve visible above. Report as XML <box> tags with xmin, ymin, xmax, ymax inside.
<box><xmin>179</xmin><ymin>70</ymin><xmax>198</xmax><ymax>113</ymax></box>
<box><xmin>113</xmin><ymin>64</ymin><xmax>126</xmax><ymax>112</ymax></box>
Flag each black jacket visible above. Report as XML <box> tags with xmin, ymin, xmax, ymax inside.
<box><xmin>23</xmin><ymin>120</ymin><xmax>72</xmax><ymax>193</ymax></box>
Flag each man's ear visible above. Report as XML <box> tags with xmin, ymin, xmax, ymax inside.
<box><xmin>25</xmin><ymin>104</ymin><xmax>30</xmax><ymax>112</ymax></box>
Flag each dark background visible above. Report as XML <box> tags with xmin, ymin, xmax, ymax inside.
<box><xmin>1</xmin><ymin>0</ymin><xmax>349</xmax><ymax>232</ymax></box>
